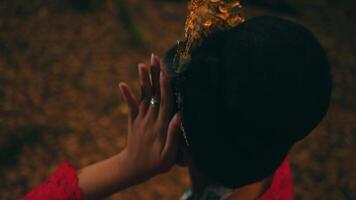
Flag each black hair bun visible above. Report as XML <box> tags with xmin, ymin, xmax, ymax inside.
<box><xmin>167</xmin><ymin>16</ymin><xmax>332</xmax><ymax>188</ymax></box>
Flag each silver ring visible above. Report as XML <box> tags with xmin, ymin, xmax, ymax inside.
<box><xmin>150</xmin><ymin>97</ymin><xmax>160</xmax><ymax>107</ymax></box>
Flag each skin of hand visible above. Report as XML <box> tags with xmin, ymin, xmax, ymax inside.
<box><xmin>78</xmin><ymin>54</ymin><xmax>182</xmax><ymax>200</ymax></box>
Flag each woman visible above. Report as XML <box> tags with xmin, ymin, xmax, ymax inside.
<box><xmin>22</xmin><ymin>16</ymin><xmax>332</xmax><ymax>200</ymax></box>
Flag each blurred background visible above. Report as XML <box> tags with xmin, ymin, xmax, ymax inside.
<box><xmin>0</xmin><ymin>0</ymin><xmax>355</xmax><ymax>199</ymax></box>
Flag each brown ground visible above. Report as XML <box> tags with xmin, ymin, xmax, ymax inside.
<box><xmin>0</xmin><ymin>0</ymin><xmax>355</xmax><ymax>199</ymax></box>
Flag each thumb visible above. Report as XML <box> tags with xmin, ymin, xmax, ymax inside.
<box><xmin>161</xmin><ymin>113</ymin><xmax>181</xmax><ymax>159</ymax></box>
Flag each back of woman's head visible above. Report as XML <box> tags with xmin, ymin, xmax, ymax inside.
<box><xmin>164</xmin><ymin>16</ymin><xmax>332</xmax><ymax>188</ymax></box>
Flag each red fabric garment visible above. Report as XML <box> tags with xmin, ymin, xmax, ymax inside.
<box><xmin>21</xmin><ymin>162</ymin><xmax>85</xmax><ymax>200</ymax></box>
<box><xmin>22</xmin><ymin>158</ymin><xmax>293</xmax><ymax>200</ymax></box>
<box><xmin>258</xmin><ymin>158</ymin><xmax>294</xmax><ymax>200</ymax></box>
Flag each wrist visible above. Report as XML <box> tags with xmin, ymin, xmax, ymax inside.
<box><xmin>113</xmin><ymin>149</ymin><xmax>152</xmax><ymax>187</ymax></box>
<box><xmin>78</xmin><ymin>150</ymin><xmax>145</xmax><ymax>200</ymax></box>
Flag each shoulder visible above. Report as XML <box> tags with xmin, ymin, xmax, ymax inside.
<box><xmin>258</xmin><ymin>157</ymin><xmax>294</xmax><ymax>200</ymax></box>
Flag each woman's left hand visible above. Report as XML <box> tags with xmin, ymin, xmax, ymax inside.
<box><xmin>78</xmin><ymin>54</ymin><xmax>181</xmax><ymax>200</ymax></box>
<box><xmin>26</xmin><ymin>54</ymin><xmax>179</xmax><ymax>200</ymax></box>
<box><xmin>118</xmin><ymin>53</ymin><xmax>181</xmax><ymax>182</ymax></box>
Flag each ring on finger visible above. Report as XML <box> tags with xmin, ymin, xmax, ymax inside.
<box><xmin>150</xmin><ymin>97</ymin><xmax>160</xmax><ymax>107</ymax></box>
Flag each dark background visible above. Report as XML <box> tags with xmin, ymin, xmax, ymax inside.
<box><xmin>0</xmin><ymin>0</ymin><xmax>355</xmax><ymax>199</ymax></box>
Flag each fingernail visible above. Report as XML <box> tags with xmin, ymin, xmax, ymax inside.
<box><xmin>138</xmin><ymin>63</ymin><xmax>145</xmax><ymax>70</ymax></box>
<box><xmin>138</xmin><ymin>64</ymin><xmax>144</xmax><ymax>78</ymax></box>
<box><xmin>151</xmin><ymin>53</ymin><xmax>155</xmax><ymax>65</ymax></box>
<box><xmin>175</xmin><ymin>113</ymin><xmax>181</xmax><ymax>121</ymax></box>
<box><xmin>153</xmin><ymin>54</ymin><xmax>159</xmax><ymax>61</ymax></box>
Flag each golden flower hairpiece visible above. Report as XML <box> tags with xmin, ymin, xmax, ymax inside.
<box><xmin>173</xmin><ymin>0</ymin><xmax>244</xmax><ymax>74</ymax></box>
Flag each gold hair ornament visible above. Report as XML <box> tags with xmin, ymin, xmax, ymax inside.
<box><xmin>173</xmin><ymin>0</ymin><xmax>244</xmax><ymax>73</ymax></box>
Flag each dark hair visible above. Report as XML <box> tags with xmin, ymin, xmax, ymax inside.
<box><xmin>164</xmin><ymin>16</ymin><xmax>332</xmax><ymax>188</ymax></box>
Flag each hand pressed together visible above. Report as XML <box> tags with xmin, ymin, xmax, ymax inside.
<box><xmin>119</xmin><ymin>53</ymin><xmax>181</xmax><ymax>181</ymax></box>
<box><xmin>77</xmin><ymin>54</ymin><xmax>181</xmax><ymax>200</ymax></box>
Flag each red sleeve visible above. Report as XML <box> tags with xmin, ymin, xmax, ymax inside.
<box><xmin>21</xmin><ymin>162</ymin><xmax>85</xmax><ymax>200</ymax></box>
<box><xmin>258</xmin><ymin>157</ymin><xmax>294</xmax><ymax>200</ymax></box>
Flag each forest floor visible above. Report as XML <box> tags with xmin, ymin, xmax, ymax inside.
<box><xmin>0</xmin><ymin>0</ymin><xmax>355</xmax><ymax>199</ymax></box>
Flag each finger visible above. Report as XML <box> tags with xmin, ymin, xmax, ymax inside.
<box><xmin>119</xmin><ymin>82</ymin><xmax>139</xmax><ymax>123</ymax></box>
<box><xmin>138</xmin><ymin>63</ymin><xmax>152</xmax><ymax>115</ymax></box>
<box><xmin>158</xmin><ymin>65</ymin><xmax>173</xmax><ymax>124</ymax></box>
<box><xmin>145</xmin><ymin>54</ymin><xmax>161</xmax><ymax>120</ymax></box>
<box><xmin>161</xmin><ymin>113</ymin><xmax>181</xmax><ymax>158</ymax></box>
<box><xmin>150</xmin><ymin>53</ymin><xmax>161</xmax><ymax>100</ymax></box>
<box><xmin>139</xmin><ymin>63</ymin><xmax>152</xmax><ymax>99</ymax></box>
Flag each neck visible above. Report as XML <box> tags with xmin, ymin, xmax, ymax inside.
<box><xmin>188</xmin><ymin>165</ymin><xmax>272</xmax><ymax>200</ymax></box>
